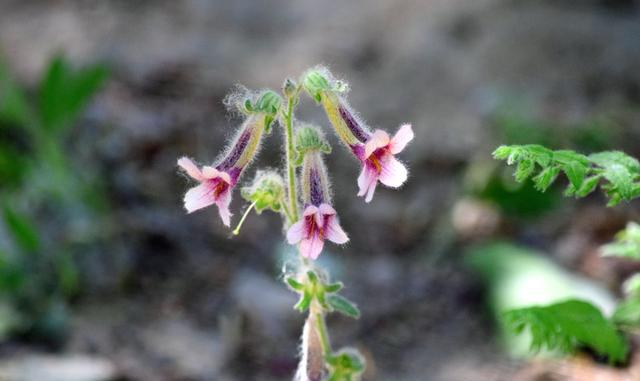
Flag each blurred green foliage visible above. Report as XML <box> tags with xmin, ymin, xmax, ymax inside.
<box><xmin>0</xmin><ymin>54</ymin><xmax>107</xmax><ymax>343</ymax></box>
<box><xmin>505</xmin><ymin>300</ymin><xmax>627</xmax><ymax>364</ymax></box>
<box><xmin>493</xmin><ymin>145</ymin><xmax>640</xmax><ymax>206</ymax></box>
<box><xmin>467</xmin><ymin>243</ymin><xmax>620</xmax><ymax>360</ymax></box>
<box><xmin>467</xmin><ymin>107</ymin><xmax>621</xmax><ymax>218</ymax></box>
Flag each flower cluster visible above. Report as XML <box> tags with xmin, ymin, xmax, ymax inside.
<box><xmin>178</xmin><ymin>67</ymin><xmax>413</xmax><ymax>260</ymax></box>
<box><xmin>177</xmin><ymin>66</ymin><xmax>413</xmax><ymax>381</ymax></box>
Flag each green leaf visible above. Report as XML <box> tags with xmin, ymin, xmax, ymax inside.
<box><xmin>575</xmin><ymin>175</ymin><xmax>601</xmax><ymax>197</ymax></box>
<box><xmin>0</xmin><ymin>60</ymin><xmax>32</xmax><ymax>127</ymax></box>
<box><xmin>590</xmin><ymin>151</ymin><xmax>640</xmax><ymax>175</ymax></box>
<box><xmin>558</xmin><ymin>158</ymin><xmax>587</xmax><ymax>190</ymax></box>
<box><xmin>493</xmin><ymin>145</ymin><xmax>640</xmax><ymax>206</ymax></box>
<box><xmin>532</xmin><ymin>166</ymin><xmax>560</xmax><ymax>192</ymax></box>
<box><xmin>492</xmin><ymin>145</ymin><xmax>512</xmax><ymax>160</ymax></box>
<box><xmin>3</xmin><ymin>206</ymin><xmax>39</xmax><ymax>253</ymax></box>
<box><xmin>515</xmin><ymin>159</ymin><xmax>535</xmax><ymax>182</ymax></box>
<box><xmin>601</xmin><ymin>222</ymin><xmax>640</xmax><ymax>259</ymax></box>
<box><xmin>327</xmin><ymin>294</ymin><xmax>360</xmax><ymax>319</ymax></box>
<box><xmin>324</xmin><ymin>282</ymin><xmax>344</xmax><ymax>293</ymax></box>
<box><xmin>39</xmin><ymin>55</ymin><xmax>108</xmax><ymax>133</ymax></box>
<box><xmin>504</xmin><ymin>299</ymin><xmax>628</xmax><ymax>363</ymax></box>
<box><xmin>294</xmin><ymin>290</ymin><xmax>312</xmax><ymax>312</ymax></box>
<box><xmin>285</xmin><ymin>276</ymin><xmax>305</xmax><ymax>292</ymax></box>
<box><xmin>612</xmin><ymin>298</ymin><xmax>640</xmax><ymax>328</ymax></box>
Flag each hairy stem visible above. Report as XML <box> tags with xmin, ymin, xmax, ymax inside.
<box><xmin>284</xmin><ymin>95</ymin><xmax>299</xmax><ymax>224</ymax></box>
<box><xmin>312</xmin><ymin>305</ymin><xmax>332</xmax><ymax>357</ymax></box>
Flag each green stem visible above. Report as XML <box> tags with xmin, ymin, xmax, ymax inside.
<box><xmin>284</xmin><ymin>95</ymin><xmax>299</xmax><ymax>224</ymax></box>
<box><xmin>313</xmin><ymin>307</ymin><xmax>332</xmax><ymax>357</ymax></box>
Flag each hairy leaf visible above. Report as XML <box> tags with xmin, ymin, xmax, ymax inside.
<box><xmin>327</xmin><ymin>294</ymin><xmax>360</xmax><ymax>319</ymax></box>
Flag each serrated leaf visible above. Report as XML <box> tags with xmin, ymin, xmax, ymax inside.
<box><xmin>601</xmin><ymin>164</ymin><xmax>634</xmax><ymax>200</ymax></box>
<box><xmin>327</xmin><ymin>294</ymin><xmax>360</xmax><ymax>319</ymax></box>
<box><xmin>492</xmin><ymin>145</ymin><xmax>512</xmax><ymax>160</ymax></box>
<box><xmin>561</xmin><ymin>161</ymin><xmax>587</xmax><ymax>190</ymax></box>
<box><xmin>575</xmin><ymin>175</ymin><xmax>601</xmax><ymax>197</ymax></box>
<box><xmin>532</xmin><ymin>166</ymin><xmax>560</xmax><ymax>192</ymax></box>
<box><xmin>504</xmin><ymin>299</ymin><xmax>628</xmax><ymax>363</ymax></box>
<box><xmin>515</xmin><ymin>159</ymin><xmax>535</xmax><ymax>182</ymax></box>
<box><xmin>590</xmin><ymin>151</ymin><xmax>640</xmax><ymax>175</ymax></box>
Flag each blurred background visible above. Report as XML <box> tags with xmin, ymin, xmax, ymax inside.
<box><xmin>1</xmin><ymin>1</ymin><xmax>640</xmax><ymax>380</ymax></box>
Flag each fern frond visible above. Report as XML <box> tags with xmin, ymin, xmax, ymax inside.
<box><xmin>504</xmin><ymin>299</ymin><xmax>628</xmax><ymax>363</ymax></box>
<box><xmin>493</xmin><ymin>145</ymin><xmax>640</xmax><ymax>205</ymax></box>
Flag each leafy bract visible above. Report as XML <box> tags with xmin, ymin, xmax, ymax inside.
<box><xmin>504</xmin><ymin>299</ymin><xmax>628</xmax><ymax>363</ymax></box>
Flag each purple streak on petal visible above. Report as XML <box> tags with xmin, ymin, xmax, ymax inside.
<box><xmin>339</xmin><ymin>105</ymin><xmax>370</xmax><ymax>143</ymax></box>
<box><xmin>217</xmin><ymin>129</ymin><xmax>251</xmax><ymax>171</ymax></box>
<box><xmin>226</xmin><ymin>167</ymin><xmax>242</xmax><ymax>185</ymax></box>
<box><xmin>350</xmin><ymin>144</ymin><xmax>366</xmax><ymax>161</ymax></box>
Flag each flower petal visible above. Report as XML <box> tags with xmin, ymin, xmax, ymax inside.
<box><xmin>300</xmin><ymin>233</ymin><xmax>325</xmax><ymax>260</ymax></box>
<box><xmin>318</xmin><ymin>203</ymin><xmax>336</xmax><ymax>216</ymax></box>
<box><xmin>390</xmin><ymin>124</ymin><xmax>414</xmax><ymax>154</ymax></box>
<box><xmin>364</xmin><ymin>179</ymin><xmax>377</xmax><ymax>203</ymax></box>
<box><xmin>357</xmin><ymin>166</ymin><xmax>378</xmax><ymax>202</ymax></box>
<box><xmin>325</xmin><ymin>216</ymin><xmax>349</xmax><ymax>244</ymax></box>
<box><xmin>183</xmin><ymin>183</ymin><xmax>216</xmax><ymax>213</ymax></box>
<box><xmin>215</xmin><ymin>188</ymin><xmax>233</xmax><ymax>227</ymax></box>
<box><xmin>303</xmin><ymin>205</ymin><xmax>319</xmax><ymax>217</ymax></box>
<box><xmin>178</xmin><ymin>157</ymin><xmax>204</xmax><ymax>181</ymax></box>
<box><xmin>364</xmin><ymin>130</ymin><xmax>390</xmax><ymax>158</ymax></box>
<box><xmin>287</xmin><ymin>220</ymin><xmax>306</xmax><ymax>244</ymax></box>
<box><xmin>314</xmin><ymin>210</ymin><xmax>324</xmax><ymax>229</ymax></box>
<box><xmin>203</xmin><ymin>166</ymin><xmax>232</xmax><ymax>184</ymax></box>
<box><xmin>357</xmin><ymin>166</ymin><xmax>376</xmax><ymax>197</ymax></box>
<box><xmin>379</xmin><ymin>155</ymin><xmax>408</xmax><ymax>188</ymax></box>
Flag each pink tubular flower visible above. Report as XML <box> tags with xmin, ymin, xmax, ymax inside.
<box><xmin>354</xmin><ymin>124</ymin><xmax>414</xmax><ymax>203</ymax></box>
<box><xmin>286</xmin><ymin>149</ymin><xmax>348</xmax><ymax>260</ymax></box>
<box><xmin>178</xmin><ymin>157</ymin><xmax>238</xmax><ymax>226</ymax></box>
<box><xmin>304</xmin><ymin>68</ymin><xmax>414</xmax><ymax>202</ymax></box>
<box><xmin>178</xmin><ymin>111</ymin><xmax>267</xmax><ymax>226</ymax></box>
<box><xmin>287</xmin><ymin>204</ymin><xmax>348</xmax><ymax>260</ymax></box>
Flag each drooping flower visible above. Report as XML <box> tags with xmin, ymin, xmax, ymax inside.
<box><xmin>178</xmin><ymin>90</ymin><xmax>280</xmax><ymax>226</ymax></box>
<box><xmin>354</xmin><ymin>124</ymin><xmax>414</xmax><ymax>202</ymax></box>
<box><xmin>303</xmin><ymin>68</ymin><xmax>414</xmax><ymax>202</ymax></box>
<box><xmin>287</xmin><ymin>131</ymin><xmax>348</xmax><ymax>259</ymax></box>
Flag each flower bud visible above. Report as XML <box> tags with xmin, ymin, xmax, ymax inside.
<box><xmin>241</xmin><ymin>170</ymin><xmax>286</xmax><ymax>214</ymax></box>
<box><xmin>294</xmin><ymin>124</ymin><xmax>331</xmax><ymax>166</ymax></box>
<box><xmin>283</xmin><ymin>78</ymin><xmax>298</xmax><ymax>99</ymax></box>
<box><xmin>326</xmin><ymin>348</ymin><xmax>365</xmax><ymax>381</ymax></box>
<box><xmin>302</xmin><ymin>68</ymin><xmax>369</xmax><ymax>147</ymax></box>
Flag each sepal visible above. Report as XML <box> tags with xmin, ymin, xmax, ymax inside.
<box><xmin>240</xmin><ymin>171</ymin><xmax>286</xmax><ymax>214</ymax></box>
<box><xmin>294</xmin><ymin>124</ymin><xmax>332</xmax><ymax>165</ymax></box>
<box><xmin>286</xmin><ymin>270</ymin><xmax>356</xmax><ymax>317</ymax></box>
<box><xmin>326</xmin><ymin>348</ymin><xmax>365</xmax><ymax>381</ymax></box>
